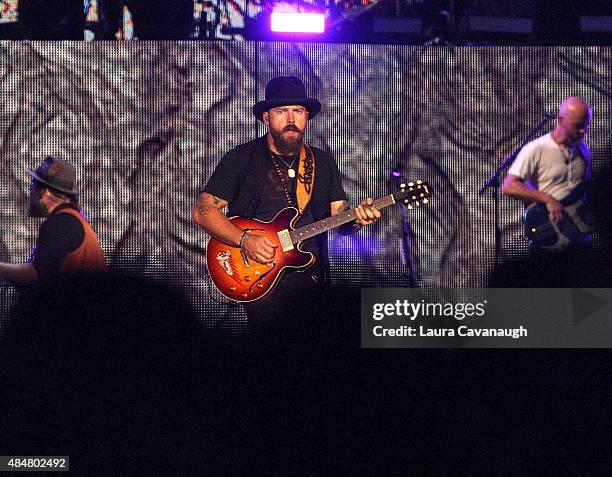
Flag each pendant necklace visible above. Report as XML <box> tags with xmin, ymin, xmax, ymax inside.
<box><xmin>274</xmin><ymin>153</ymin><xmax>297</xmax><ymax>178</ymax></box>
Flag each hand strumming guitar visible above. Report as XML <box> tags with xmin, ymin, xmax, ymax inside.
<box><xmin>545</xmin><ymin>196</ymin><xmax>564</xmax><ymax>225</ymax></box>
<box><xmin>242</xmin><ymin>233</ymin><xmax>278</xmax><ymax>267</ymax></box>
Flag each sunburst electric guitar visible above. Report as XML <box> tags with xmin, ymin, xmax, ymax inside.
<box><xmin>206</xmin><ymin>181</ymin><xmax>431</xmax><ymax>302</ymax></box>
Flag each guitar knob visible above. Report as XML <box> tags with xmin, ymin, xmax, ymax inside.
<box><xmin>244</xmin><ymin>276</ymin><xmax>251</xmax><ymax>282</ymax></box>
<box><xmin>255</xmin><ymin>271</ymin><xmax>260</xmax><ymax>275</ymax></box>
<box><xmin>256</xmin><ymin>283</ymin><xmax>264</xmax><ymax>289</ymax></box>
<box><xmin>241</xmin><ymin>293</ymin><xmax>248</xmax><ymax>298</ymax></box>
<box><xmin>229</xmin><ymin>286</ymin><xmax>236</xmax><ymax>291</ymax></box>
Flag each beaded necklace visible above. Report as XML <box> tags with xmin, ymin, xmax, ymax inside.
<box><xmin>268</xmin><ymin>145</ymin><xmax>315</xmax><ymax>213</ymax></box>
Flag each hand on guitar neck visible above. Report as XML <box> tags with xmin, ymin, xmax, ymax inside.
<box><xmin>354</xmin><ymin>197</ymin><xmax>382</xmax><ymax>226</ymax></box>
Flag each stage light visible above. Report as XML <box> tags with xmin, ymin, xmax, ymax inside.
<box><xmin>270</xmin><ymin>12</ymin><xmax>325</xmax><ymax>33</ymax></box>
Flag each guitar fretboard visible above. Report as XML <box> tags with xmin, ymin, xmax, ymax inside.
<box><xmin>289</xmin><ymin>195</ymin><xmax>396</xmax><ymax>244</ymax></box>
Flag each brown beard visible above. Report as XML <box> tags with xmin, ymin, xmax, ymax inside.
<box><xmin>28</xmin><ymin>200</ymin><xmax>46</xmax><ymax>218</ymax></box>
<box><xmin>270</xmin><ymin>126</ymin><xmax>304</xmax><ymax>156</ymax></box>
<box><xmin>27</xmin><ymin>189</ymin><xmax>47</xmax><ymax>217</ymax></box>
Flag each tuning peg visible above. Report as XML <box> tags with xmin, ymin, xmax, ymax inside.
<box><xmin>422</xmin><ymin>198</ymin><xmax>429</xmax><ymax>204</ymax></box>
<box><xmin>408</xmin><ymin>182</ymin><xmax>414</xmax><ymax>187</ymax></box>
<box><xmin>400</xmin><ymin>183</ymin><xmax>406</xmax><ymax>189</ymax></box>
<box><xmin>407</xmin><ymin>205</ymin><xmax>413</xmax><ymax>209</ymax></box>
<box><xmin>415</xmin><ymin>201</ymin><xmax>420</xmax><ymax>206</ymax></box>
<box><xmin>417</xmin><ymin>180</ymin><xmax>422</xmax><ymax>184</ymax></box>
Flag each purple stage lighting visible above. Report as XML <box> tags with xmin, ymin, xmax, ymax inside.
<box><xmin>330</xmin><ymin>234</ymin><xmax>381</xmax><ymax>256</ymax></box>
<box><xmin>270</xmin><ymin>12</ymin><xmax>325</xmax><ymax>33</ymax></box>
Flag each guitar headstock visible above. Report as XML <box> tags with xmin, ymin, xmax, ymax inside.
<box><xmin>393</xmin><ymin>180</ymin><xmax>431</xmax><ymax>209</ymax></box>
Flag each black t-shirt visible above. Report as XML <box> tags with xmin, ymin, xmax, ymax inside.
<box><xmin>239</xmin><ymin>152</ymin><xmax>306</xmax><ymax>220</ymax></box>
<box><xmin>203</xmin><ymin>136</ymin><xmax>347</xmax><ymax>278</ymax></box>
<box><xmin>250</xmin><ymin>151</ymin><xmax>321</xmax><ymax>262</ymax></box>
<box><xmin>29</xmin><ymin>205</ymin><xmax>85</xmax><ymax>282</ymax></box>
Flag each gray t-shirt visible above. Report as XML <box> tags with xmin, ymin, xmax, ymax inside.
<box><xmin>508</xmin><ymin>133</ymin><xmax>589</xmax><ymax>201</ymax></box>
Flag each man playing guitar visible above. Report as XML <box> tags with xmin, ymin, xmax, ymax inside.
<box><xmin>502</xmin><ymin>96</ymin><xmax>593</xmax><ymax>254</ymax></box>
<box><xmin>193</xmin><ymin>76</ymin><xmax>381</xmax><ymax>332</ymax></box>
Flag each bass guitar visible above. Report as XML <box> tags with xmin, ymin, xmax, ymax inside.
<box><xmin>523</xmin><ymin>184</ymin><xmax>593</xmax><ymax>252</ymax></box>
<box><xmin>207</xmin><ymin>181</ymin><xmax>431</xmax><ymax>302</ymax></box>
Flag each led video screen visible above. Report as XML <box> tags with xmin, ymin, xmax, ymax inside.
<box><xmin>0</xmin><ymin>43</ymin><xmax>610</xmax><ymax>335</ymax></box>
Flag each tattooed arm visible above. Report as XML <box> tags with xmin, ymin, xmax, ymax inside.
<box><xmin>192</xmin><ymin>192</ymin><xmax>243</xmax><ymax>246</ymax></box>
<box><xmin>192</xmin><ymin>192</ymin><xmax>277</xmax><ymax>264</ymax></box>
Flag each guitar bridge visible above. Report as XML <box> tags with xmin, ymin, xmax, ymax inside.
<box><xmin>277</xmin><ymin>229</ymin><xmax>294</xmax><ymax>252</ymax></box>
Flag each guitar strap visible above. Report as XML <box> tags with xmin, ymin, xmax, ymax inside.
<box><xmin>296</xmin><ymin>145</ymin><xmax>315</xmax><ymax>214</ymax></box>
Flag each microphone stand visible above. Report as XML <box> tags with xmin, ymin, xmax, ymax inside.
<box><xmin>400</xmin><ymin>200</ymin><xmax>417</xmax><ymax>288</ymax></box>
<box><xmin>479</xmin><ymin>112</ymin><xmax>555</xmax><ymax>270</ymax></box>
<box><xmin>394</xmin><ymin>174</ymin><xmax>417</xmax><ymax>287</ymax></box>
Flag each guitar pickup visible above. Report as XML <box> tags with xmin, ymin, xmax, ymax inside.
<box><xmin>277</xmin><ymin>229</ymin><xmax>294</xmax><ymax>252</ymax></box>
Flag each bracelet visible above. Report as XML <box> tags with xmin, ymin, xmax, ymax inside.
<box><xmin>239</xmin><ymin>230</ymin><xmax>250</xmax><ymax>250</ymax></box>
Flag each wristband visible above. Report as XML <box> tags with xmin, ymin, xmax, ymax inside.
<box><xmin>238</xmin><ymin>230</ymin><xmax>251</xmax><ymax>267</ymax></box>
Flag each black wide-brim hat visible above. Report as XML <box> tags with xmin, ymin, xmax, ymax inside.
<box><xmin>253</xmin><ymin>76</ymin><xmax>321</xmax><ymax>121</ymax></box>
<box><xmin>26</xmin><ymin>156</ymin><xmax>80</xmax><ymax>195</ymax></box>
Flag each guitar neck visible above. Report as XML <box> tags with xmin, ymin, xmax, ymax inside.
<box><xmin>289</xmin><ymin>195</ymin><xmax>396</xmax><ymax>244</ymax></box>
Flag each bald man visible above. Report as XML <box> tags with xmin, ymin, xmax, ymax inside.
<box><xmin>502</xmin><ymin>97</ymin><xmax>592</xmax><ymax>240</ymax></box>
